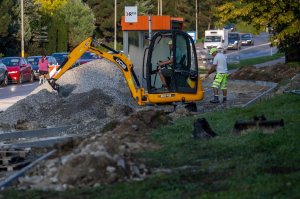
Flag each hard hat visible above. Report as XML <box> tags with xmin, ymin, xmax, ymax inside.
<box><xmin>168</xmin><ymin>40</ymin><xmax>173</xmax><ymax>45</ymax></box>
<box><xmin>209</xmin><ymin>48</ymin><xmax>218</xmax><ymax>55</ymax></box>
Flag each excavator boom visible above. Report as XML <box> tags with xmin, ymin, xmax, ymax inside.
<box><xmin>48</xmin><ymin>37</ymin><xmax>145</xmax><ymax>105</ymax></box>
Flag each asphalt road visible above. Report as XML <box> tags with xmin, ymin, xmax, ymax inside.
<box><xmin>226</xmin><ymin>32</ymin><xmax>277</xmax><ymax>60</ymax></box>
<box><xmin>0</xmin><ymin>81</ymin><xmax>39</xmax><ymax>111</ymax></box>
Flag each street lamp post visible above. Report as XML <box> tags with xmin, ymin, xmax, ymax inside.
<box><xmin>160</xmin><ymin>0</ymin><xmax>162</xmax><ymax>15</ymax></box>
<box><xmin>157</xmin><ymin>0</ymin><xmax>162</xmax><ymax>16</ymax></box>
<box><xmin>114</xmin><ymin>0</ymin><xmax>117</xmax><ymax>50</ymax></box>
<box><xmin>157</xmin><ymin>0</ymin><xmax>159</xmax><ymax>15</ymax></box>
<box><xmin>195</xmin><ymin>0</ymin><xmax>198</xmax><ymax>41</ymax></box>
<box><xmin>21</xmin><ymin>0</ymin><xmax>24</xmax><ymax>57</ymax></box>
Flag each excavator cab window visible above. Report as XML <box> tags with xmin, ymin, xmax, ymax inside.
<box><xmin>146</xmin><ymin>30</ymin><xmax>198</xmax><ymax>94</ymax></box>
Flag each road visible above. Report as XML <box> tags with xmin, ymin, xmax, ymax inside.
<box><xmin>197</xmin><ymin>31</ymin><xmax>277</xmax><ymax>67</ymax></box>
<box><xmin>0</xmin><ymin>82</ymin><xmax>39</xmax><ymax>111</ymax></box>
<box><xmin>226</xmin><ymin>32</ymin><xmax>277</xmax><ymax>60</ymax></box>
<box><xmin>0</xmin><ymin>32</ymin><xmax>275</xmax><ymax>111</ymax></box>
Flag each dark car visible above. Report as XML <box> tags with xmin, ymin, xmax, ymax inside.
<box><xmin>228</xmin><ymin>32</ymin><xmax>242</xmax><ymax>50</ymax></box>
<box><xmin>0</xmin><ymin>61</ymin><xmax>8</xmax><ymax>86</ymax></box>
<box><xmin>76</xmin><ymin>51</ymin><xmax>101</xmax><ymax>66</ymax></box>
<box><xmin>241</xmin><ymin>33</ymin><xmax>254</xmax><ymax>45</ymax></box>
<box><xmin>27</xmin><ymin>56</ymin><xmax>58</xmax><ymax>79</ymax></box>
<box><xmin>51</xmin><ymin>52</ymin><xmax>69</xmax><ymax>66</ymax></box>
<box><xmin>1</xmin><ymin>57</ymin><xmax>34</xmax><ymax>84</ymax></box>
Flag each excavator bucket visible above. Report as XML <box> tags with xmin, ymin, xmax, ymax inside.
<box><xmin>233</xmin><ymin>115</ymin><xmax>284</xmax><ymax>135</ymax></box>
<box><xmin>192</xmin><ymin>118</ymin><xmax>217</xmax><ymax>139</ymax></box>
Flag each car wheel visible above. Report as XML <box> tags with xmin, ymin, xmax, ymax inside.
<box><xmin>18</xmin><ymin>74</ymin><xmax>23</xmax><ymax>84</ymax></box>
<box><xmin>1</xmin><ymin>73</ymin><xmax>8</xmax><ymax>86</ymax></box>
<box><xmin>29</xmin><ymin>72</ymin><xmax>34</xmax><ymax>83</ymax></box>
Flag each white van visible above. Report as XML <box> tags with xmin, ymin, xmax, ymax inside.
<box><xmin>204</xmin><ymin>29</ymin><xmax>229</xmax><ymax>53</ymax></box>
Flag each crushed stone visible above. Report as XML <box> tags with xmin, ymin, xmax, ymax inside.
<box><xmin>0</xmin><ymin>59</ymin><xmax>137</xmax><ymax>133</ymax></box>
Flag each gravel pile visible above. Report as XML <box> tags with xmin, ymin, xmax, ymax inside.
<box><xmin>0</xmin><ymin>59</ymin><xmax>137</xmax><ymax>133</ymax></box>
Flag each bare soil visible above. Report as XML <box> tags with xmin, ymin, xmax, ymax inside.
<box><xmin>229</xmin><ymin>63</ymin><xmax>300</xmax><ymax>83</ymax></box>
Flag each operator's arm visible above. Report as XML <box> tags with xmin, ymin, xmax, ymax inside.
<box><xmin>158</xmin><ymin>58</ymin><xmax>172</xmax><ymax>66</ymax></box>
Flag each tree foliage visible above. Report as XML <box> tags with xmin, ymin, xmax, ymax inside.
<box><xmin>58</xmin><ymin>0</ymin><xmax>95</xmax><ymax>49</ymax></box>
<box><xmin>34</xmin><ymin>0</ymin><xmax>67</xmax><ymax>14</ymax></box>
<box><xmin>216</xmin><ymin>0</ymin><xmax>300</xmax><ymax>61</ymax></box>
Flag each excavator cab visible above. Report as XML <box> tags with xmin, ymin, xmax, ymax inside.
<box><xmin>146</xmin><ymin>30</ymin><xmax>199</xmax><ymax>94</ymax></box>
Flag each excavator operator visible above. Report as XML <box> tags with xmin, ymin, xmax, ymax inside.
<box><xmin>157</xmin><ymin>40</ymin><xmax>182</xmax><ymax>90</ymax></box>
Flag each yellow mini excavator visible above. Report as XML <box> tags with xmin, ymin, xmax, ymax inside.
<box><xmin>48</xmin><ymin>30</ymin><xmax>204</xmax><ymax>108</ymax></box>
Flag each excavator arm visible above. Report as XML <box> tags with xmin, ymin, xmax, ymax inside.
<box><xmin>48</xmin><ymin>37</ymin><xmax>147</xmax><ymax>105</ymax></box>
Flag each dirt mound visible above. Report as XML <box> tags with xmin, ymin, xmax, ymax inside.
<box><xmin>229</xmin><ymin>64</ymin><xmax>300</xmax><ymax>82</ymax></box>
<box><xmin>16</xmin><ymin>109</ymin><xmax>171</xmax><ymax>190</ymax></box>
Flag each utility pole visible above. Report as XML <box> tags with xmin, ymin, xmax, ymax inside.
<box><xmin>195</xmin><ymin>0</ymin><xmax>198</xmax><ymax>41</ymax></box>
<box><xmin>157</xmin><ymin>0</ymin><xmax>162</xmax><ymax>16</ymax></box>
<box><xmin>114</xmin><ymin>0</ymin><xmax>117</xmax><ymax>50</ymax></box>
<box><xmin>160</xmin><ymin>0</ymin><xmax>162</xmax><ymax>15</ymax></box>
<box><xmin>157</xmin><ymin>0</ymin><xmax>160</xmax><ymax>15</ymax></box>
<box><xmin>21</xmin><ymin>0</ymin><xmax>25</xmax><ymax>57</ymax></box>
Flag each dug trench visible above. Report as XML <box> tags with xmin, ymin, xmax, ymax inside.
<box><xmin>0</xmin><ymin>59</ymin><xmax>298</xmax><ymax>190</ymax></box>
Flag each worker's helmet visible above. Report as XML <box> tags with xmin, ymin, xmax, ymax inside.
<box><xmin>209</xmin><ymin>48</ymin><xmax>218</xmax><ymax>55</ymax></box>
<box><xmin>168</xmin><ymin>40</ymin><xmax>173</xmax><ymax>45</ymax></box>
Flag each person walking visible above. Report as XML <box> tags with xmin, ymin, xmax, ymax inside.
<box><xmin>205</xmin><ymin>48</ymin><xmax>228</xmax><ymax>103</ymax></box>
<box><xmin>38</xmin><ymin>55</ymin><xmax>50</xmax><ymax>85</ymax></box>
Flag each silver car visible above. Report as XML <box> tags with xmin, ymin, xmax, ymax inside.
<box><xmin>241</xmin><ymin>33</ymin><xmax>254</xmax><ymax>46</ymax></box>
<box><xmin>0</xmin><ymin>61</ymin><xmax>8</xmax><ymax>86</ymax></box>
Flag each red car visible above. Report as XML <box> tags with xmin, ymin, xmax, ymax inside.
<box><xmin>1</xmin><ymin>57</ymin><xmax>34</xmax><ymax>84</ymax></box>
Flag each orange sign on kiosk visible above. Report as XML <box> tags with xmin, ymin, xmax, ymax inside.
<box><xmin>121</xmin><ymin>16</ymin><xmax>183</xmax><ymax>31</ymax></box>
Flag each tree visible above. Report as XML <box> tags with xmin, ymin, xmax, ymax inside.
<box><xmin>34</xmin><ymin>0</ymin><xmax>67</xmax><ymax>14</ymax></box>
<box><xmin>136</xmin><ymin>0</ymin><xmax>154</xmax><ymax>15</ymax></box>
<box><xmin>58</xmin><ymin>0</ymin><xmax>95</xmax><ymax>49</ymax></box>
<box><xmin>216</xmin><ymin>0</ymin><xmax>300</xmax><ymax>62</ymax></box>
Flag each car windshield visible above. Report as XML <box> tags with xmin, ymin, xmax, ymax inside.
<box><xmin>205</xmin><ymin>36</ymin><xmax>221</xmax><ymax>42</ymax></box>
<box><xmin>27</xmin><ymin>57</ymin><xmax>41</xmax><ymax>65</ymax></box>
<box><xmin>2</xmin><ymin>58</ymin><xmax>20</xmax><ymax>66</ymax></box>
<box><xmin>241</xmin><ymin>34</ymin><xmax>251</xmax><ymax>39</ymax></box>
<box><xmin>229</xmin><ymin>34</ymin><xmax>239</xmax><ymax>40</ymax></box>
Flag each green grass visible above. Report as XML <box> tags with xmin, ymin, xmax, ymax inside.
<box><xmin>228</xmin><ymin>52</ymin><xmax>285</xmax><ymax>70</ymax></box>
<box><xmin>2</xmin><ymin>94</ymin><xmax>300</xmax><ymax>199</ymax></box>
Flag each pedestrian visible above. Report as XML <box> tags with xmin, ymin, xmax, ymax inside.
<box><xmin>205</xmin><ymin>48</ymin><xmax>228</xmax><ymax>103</ymax></box>
<box><xmin>38</xmin><ymin>55</ymin><xmax>50</xmax><ymax>85</ymax></box>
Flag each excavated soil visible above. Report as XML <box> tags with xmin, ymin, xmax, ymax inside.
<box><xmin>229</xmin><ymin>63</ymin><xmax>300</xmax><ymax>83</ymax></box>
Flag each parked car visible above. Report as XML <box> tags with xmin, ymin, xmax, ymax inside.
<box><xmin>75</xmin><ymin>51</ymin><xmax>101</xmax><ymax>66</ymax></box>
<box><xmin>1</xmin><ymin>57</ymin><xmax>34</xmax><ymax>84</ymax></box>
<box><xmin>241</xmin><ymin>33</ymin><xmax>254</xmax><ymax>45</ymax></box>
<box><xmin>27</xmin><ymin>56</ymin><xmax>58</xmax><ymax>80</ymax></box>
<box><xmin>228</xmin><ymin>32</ymin><xmax>242</xmax><ymax>50</ymax></box>
<box><xmin>0</xmin><ymin>61</ymin><xmax>8</xmax><ymax>86</ymax></box>
<box><xmin>51</xmin><ymin>52</ymin><xmax>69</xmax><ymax>66</ymax></box>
